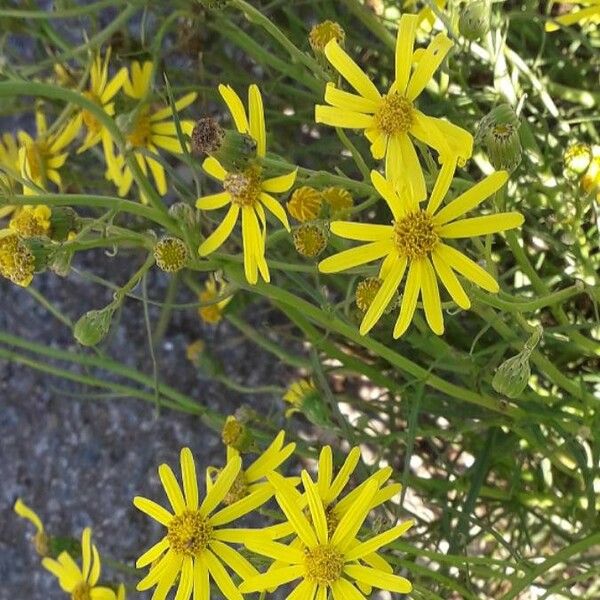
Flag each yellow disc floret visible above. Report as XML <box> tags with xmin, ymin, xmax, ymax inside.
<box><xmin>304</xmin><ymin>544</ymin><xmax>344</xmax><ymax>585</ymax></box>
<box><xmin>0</xmin><ymin>234</ymin><xmax>35</xmax><ymax>287</ymax></box>
<box><xmin>154</xmin><ymin>236</ymin><xmax>189</xmax><ymax>272</ymax></box>
<box><xmin>309</xmin><ymin>21</ymin><xmax>345</xmax><ymax>52</ymax></box>
<box><xmin>374</xmin><ymin>93</ymin><xmax>414</xmax><ymax>136</ymax></box>
<box><xmin>223</xmin><ymin>165</ymin><xmax>263</xmax><ymax>207</ymax></box>
<box><xmin>71</xmin><ymin>583</ymin><xmax>91</xmax><ymax>600</ymax></box>
<box><xmin>167</xmin><ymin>511</ymin><xmax>213</xmax><ymax>556</ymax></box>
<box><xmin>9</xmin><ymin>205</ymin><xmax>52</xmax><ymax>238</ymax></box>
<box><xmin>127</xmin><ymin>108</ymin><xmax>152</xmax><ymax>147</ymax></box>
<box><xmin>393</xmin><ymin>211</ymin><xmax>439</xmax><ymax>259</ymax></box>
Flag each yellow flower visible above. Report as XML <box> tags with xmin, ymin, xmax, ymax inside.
<box><xmin>105</xmin><ymin>60</ymin><xmax>197</xmax><ymax>197</ymax></box>
<box><xmin>78</xmin><ymin>47</ymin><xmax>128</xmax><ymax>153</ymax></box>
<box><xmin>315</xmin><ymin>14</ymin><xmax>473</xmax><ymax>195</ymax></box>
<box><xmin>404</xmin><ymin>0</ymin><xmax>447</xmax><ymax>32</ymax></box>
<box><xmin>42</xmin><ymin>528</ymin><xmax>117</xmax><ymax>600</ymax></box>
<box><xmin>319</xmin><ymin>166</ymin><xmax>523</xmax><ymax>337</ymax></box>
<box><xmin>9</xmin><ymin>204</ymin><xmax>51</xmax><ymax>238</ymax></box>
<box><xmin>283</xmin><ymin>378</ymin><xmax>317</xmax><ymax>412</ymax></box>
<box><xmin>18</xmin><ymin>109</ymin><xmax>80</xmax><ymax>194</ymax></box>
<box><xmin>14</xmin><ymin>498</ymin><xmax>49</xmax><ymax>556</ymax></box>
<box><xmin>239</xmin><ymin>461</ymin><xmax>413</xmax><ymax>599</ymax></box>
<box><xmin>198</xmin><ymin>275</ymin><xmax>233</xmax><ymax>324</ymax></box>
<box><xmin>196</xmin><ymin>84</ymin><xmax>297</xmax><ymax>284</ymax></box>
<box><xmin>0</xmin><ymin>233</ymin><xmax>35</xmax><ymax>287</ymax></box>
<box><xmin>546</xmin><ymin>1</ymin><xmax>600</xmax><ymax>31</ymax></box>
<box><xmin>210</xmin><ymin>431</ymin><xmax>296</xmax><ymax>505</ymax></box>
<box><xmin>133</xmin><ymin>447</ymin><xmax>271</xmax><ymax>600</ymax></box>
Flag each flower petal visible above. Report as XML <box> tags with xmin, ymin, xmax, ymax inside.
<box><xmin>196</xmin><ymin>191</ymin><xmax>231</xmax><ymax>211</ymax></box>
<box><xmin>344</xmin><ymin>564</ymin><xmax>412</xmax><ymax>594</ymax></box>
<box><xmin>315</xmin><ymin>106</ymin><xmax>373</xmax><ymax>129</ymax></box>
<box><xmin>330</xmin><ymin>221</ymin><xmax>393</xmax><ymax>242</ymax></box>
<box><xmin>393</xmin><ymin>259</ymin><xmax>422</xmax><ymax>338</ymax></box>
<box><xmin>421</xmin><ymin>257</ymin><xmax>444</xmax><ymax>335</ymax></box>
<box><xmin>436</xmin><ymin>243</ymin><xmax>499</xmax><ymax>293</ymax></box>
<box><xmin>324</xmin><ymin>83</ymin><xmax>379</xmax><ymax>113</ymax></box>
<box><xmin>431</xmin><ymin>247</ymin><xmax>471</xmax><ymax>309</ymax></box>
<box><xmin>318</xmin><ymin>239</ymin><xmax>393</xmax><ymax>274</ymax></box>
<box><xmin>133</xmin><ymin>496</ymin><xmax>173</xmax><ymax>526</ymax></box>
<box><xmin>394</xmin><ymin>14</ymin><xmax>419</xmax><ymax>95</ymax></box>
<box><xmin>438</xmin><ymin>213</ymin><xmax>524</xmax><ymax>238</ymax></box>
<box><xmin>248</xmin><ymin>84</ymin><xmax>266</xmax><ymax>157</ymax></box>
<box><xmin>181</xmin><ymin>447</ymin><xmax>199</xmax><ymax>511</ymax></box>
<box><xmin>200</xmin><ymin>454</ymin><xmax>242</xmax><ymax>517</ymax></box>
<box><xmin>406</xmin><ymin>32</ymin><xmax>453</xmax><ymax>101</ymax></box>
<box><xmin>198</xmin><ymin>204</ymin><xmax>240</xmax><ymax>256</ymax></box>
<box><xmin>262</xmin><ymin>169</ymin><xmax>297</xmax><ymax>193</ymax></box>
<box><xmin>259</xmin><ymin>192</ymin><xmax>290</xmax><ymax>231</ymax></box>
<box><xmin>218</xmin><ymin>84</ymin><xmax>249</xmax><ymax>133</ymax></box>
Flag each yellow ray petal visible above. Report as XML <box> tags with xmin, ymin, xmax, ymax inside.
<box><xmin>409</xmin><ymin>111</ymin><xmax>450</xmax><ymax>158</ymax></box>
<box><xmin>242</xmin><ymin>206</ymin><xmax>259</xmax><ymax>284</ymax></box>
<box><xmin>196</xmin><ymin>191</ymin><xmax>231</xmax><ymax>211</ymax></box>
<box><xmin>259</xmin><ymin>192</ymin><xmax>290</xmax><ymax>231</ymax></box>
<box><xmin>180</xmin><ymin>448</ymin><xmax>199</xmax><ymax>511</ymax></box>
<box><xmin>331</xmin><ymin>575</ymin><xmax>368</xmax><ymax>600</ymax></box>
<box><xmin>434</xmin><ymin>171</ymin><xmax>509</xmax><ymax>225</ymax></box>
<box><xmin>431</xmin><ymin>247</ymin><xmax>471</xmax><ymax>309</ymax></box>
<box><xmin>202</xmin><ymin>156</ymin><xmax>228</xmax><ymax>181</ymax></box>
<box><xmin>345</xmin><ymin>520</ymin><xmax>414</xmax><ymax>561</ymax></box>
<box><xmin>438</xmin><ymin>213</ymin><xmax>524</xmax><ymax>238</ymax></box>
<box><xmin>393</xmin><ymin>259</ymin><xmax>421</xmax><ymax>338</ymax></box>
<box><xmin>398</xmin><ymin>134</ymin><xmax>426</xmax><ymax>202</ymax></box>
<box><xmin>344</xmin><ymin>564</ymin><xmax>412</xmax><ymax>594</ymax></box>
<box><xmin>330</xmin><ymin>221</ymin><xmax>393</xmax><ymax>242</ymax></box>
<box><xmin>370</xmin><ymin>170</ymin><xmax>405</xmax><ymax>220</ymax></box>
<box><xmin>315</xmin><ymin>105</ymin><xmax>373</xmax><ymax>129</ymax></box>
<box><xmin>325</xmin><ymin>446</ymin><xmax>362</xmax><ymax>504</ymax></box>
<box><xmin>239</xmin><ymin>565</ymin><xmax>304</xmax><ymax>594</ymax></box>
<box><xmin>360</xmin><ymin>256</ymin><xmax>407</xmax><ymax>335</ymax></box>
<box><xmin>204</xmin><ymin>550</ymin><xmax>243</xmax><ymax>600</ymax></box>
<box><xmin>198</xmin><ymin>204</ymin><xmax>240</xmax><ymax>256</ymax></box>
<box><xmin>200</xmin><ymin>454</ymin><xmax>242</xmax><ymax>517</ymax></box>
<box><xmin>421</xmin><ymin>257</ymin><xmax>444</xmax><ymax>335</ymax></box>
<box><xmin>324</xmin><ymin>83</ymin><xmax>379</xmax><ymax>113</ymax></box>
<box><xmin>394</xmin><ymin>14</ymin><xmax>419</xmax><ymax>95</ymax></box>
<box><xmin>426</xmin><ymin>158</ymin><xmax>456</xmax><ymax>214</ymax></box>
<box><xmin>218</xmin><ymin>84</ymin><xmax>249</xmax><ymax>133</ymax></box>
<box><xmin>324</xmin><ymin>40</ymin><xmax>381</xmax><ymax>102</ymax></box>
<box><xmin>262</xmin><ymin>169</ymin><xmax>297</xmax><ymax>193</ymax></box>
<box><xmin>150</xmin><ymin>92</ymin><xmax>197</xmax><ymax>122</ymax></box>
<box><xmin>302</xmin><ymin>470</ymin><xmax>329</xmax><ymax>544</ymax></box>
<box><xmin>437</xmin><ymin>243</ymin><xmax>499</xmax><ymax>293</ymax></box>
<box><xmin>248</xmin><ymin>84</ymin><xmax>266</xmax><ymax>157</ymax></box>
<box><xmin>136</xmin><ymin>537</ymin><xmax>169</xmax><ymax>568</ymax></box>
<box><xmin>317</xmin><ymin>446</ymin><xmax>333</xmax><ymax>498</ymax></box>
<box><xmin>133</xmin><ymin>496</ymin><xmax>173</xmax><ymax>526</ymax></box>
<box><xmin>406</xmin><ymin>32</ymin><xmax>453</xmax><ymax>101</ymax></box>
<box><xmin>318</xmin><ymin>239</ymin><xmax>393</xmax><ymax>274</ymax></box>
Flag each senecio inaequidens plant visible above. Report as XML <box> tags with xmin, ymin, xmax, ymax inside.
<box><xmin>6</xmin><ymin>1</ymin><xmax>600</xmax><ymax>600</ymax></box>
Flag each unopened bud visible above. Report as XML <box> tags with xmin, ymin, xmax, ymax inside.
<box><xmin>321</xmin><ymin>187</ymin><xmax>353</xmax><ymax>217</ymax></box>
<box><xmin>293</xmin><ymin>223</ymin><xmax>328</xmax><ymax>258</ymax></box>
<box><xmin>287</xmin><ymin>186</ymin><xmax>322</xmax><ymax>222</ymax></box>
<box><xmin>459</xmin><ymin>0</ymin><xmax>491</xmax><ymax>41</ymax></box>
<box><xmin>356</xmin><ymin>277</ymin><xmax>384</xmax><ymax>312</ymax></box>
<box><xmin>309</xmin><ymin>21</ymin><xmax>345</xmax><ymax>53</ymax></box>
<box><xmin>169</xmin><ymin>202</ymin><xmax>198</xmax><ymax>227</ymax></box>
<box><xmin>154</xmin><ymin>236</ymin><xmax>189</xmax><ymax>272</ymax></box>
<box><xmin>73</xmin><ymin>305</ymin><xmax>116</xmax><ymax>346</ymax></box>
<box><xmin>484</xmin><ymin>122</ymin><xmax>522</xmax><ymax>171</ymax></box>
<box><xmin>221</xmin><ymin>415</ymin><xmax>255</xmax><ymax>452</ymax></box>
<box><xmin>49</xmin><ymin>207</ymin><xmax>79</xmax><ymax>242</ymax></box>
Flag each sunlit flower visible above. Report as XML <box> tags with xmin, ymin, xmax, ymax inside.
<box><xmin>9</xmin><ymin>204</ymin><xmax>51</xmax><ymax>238</ymax></box>
<box><xmin>42</xmin><ymin>528</ymin><xmax>117</xmax><ymax>600</ymax></box>
<box><xmin>319</xmin><ymin>166</ymin><xmax>523</xmax><ymax>337</ymax></box>
<box><xmin>196</xmin><ymin>84</ymin><xmax>297</xmax><ymax>284</ymax></box>
<box><xmin>315</xmin><ymin>13</ymin><xmax>473</xmax><ymax>195</ymax></box>
<box><xmin>134</xmin><ymin>447</ymin><xmax>271</xmax><ymax>600</ymax></box>
<box><xmin>77</xmin><ymin>47</ymin><xmax>128</xmax><ymax>153</ymax></box>
<box><xmin>546</xmin><ymin>1</ymin><xmax>600</xmax><ymax>31</ymax></box>
<box><xmin>209</xmin><ymin>431</ymin><xmax>296</xmax><ymax>505</ymax></box>
<box><xmin>106</xmin><ymin>61</ymin><xmax>197</xmax><ymax>197</ymax></box>
<box><xmin>198</xmin><ymin>275</ymin><xmax>233</xmax><ymax>324</ymax></box>
<box><xmin>240</xmin><ymin>466</ymin><xmax>413</xmax><ymax>599</ymax></box>
<box><xmin>14</xmin><ymin>498</ymin><xmax>49</xmax><ymax>556</ymax></box>
<box><xmin>18</xmin><ymin>109</ymin><xmax>80</xmax><ymax>194</ymax></box>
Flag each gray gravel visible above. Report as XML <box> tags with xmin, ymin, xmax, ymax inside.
<box><xmin>0</xmin><ymin>248</ymin><xmax>292</xmax><ymax>599</ymax></box>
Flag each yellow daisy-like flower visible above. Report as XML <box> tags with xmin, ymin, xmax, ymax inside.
<box><xmin>133</xmin><ymin>447</ymin><xmax>271</xmax><ymax>600</ymax></box>
<box><xmin>211</xmin><ymin>431</ymin><xmax>297</xmax><ymax>505</ymax></box>
<box><xmin>196</xmin><ymin>84</ymin><xmax>297</xmax><ymax>284</ymax></box>
<box><xmin>546</xmin><ymin>1</ymin><xmax>600</xmax><ymax>30</ymax></box>
<box><xmin>106</xmin><ymin>61</ymin><xmax>197</xmax><ymax>197</ymax></box>
<box><xmin>14</xmin><ymin>498</ymin><xmax>49</xmax><ymax>556</ymax></box>
<box><xmin>78</xmin><ymin>47</ymin><xmax>128</xmax><ymax>153</ymax></box>
<box><xmin>240</xmin><ymin>467</ymin><xmax>413</xmax><ymax>599</ymax></box>
<box><xmin>9</xmin><ymin>204</ymin><xmax>51</xmax><ymax>238</ymax></box>
<box><xmin>42</xmin><ymin>528</ymin><xmax>117</xmax><ymax>600</ymax></box>
<box><xmin>315</xmin><ymin>13</ymin><xmax>473</xmax><ymax>196</ymax></box>
<box><xmin>18</xmin><ymin>109</ymin><xmax>80</xmax><ymax>194</ymax></box>
<box><xmin>198</xmin><ymin>275</ymin><xmax>233</xmax><ymax>325</ymax></box>
<box><xmin>319</xmin><ymin>166</ymin><xmax>524</xmax><ymax>338</ymax></box>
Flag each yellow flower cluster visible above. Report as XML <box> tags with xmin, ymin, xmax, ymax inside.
<box><xmin>133</xmin><ymin>434</ymin><xmax>413</xmax><ymax>600</ymax></box>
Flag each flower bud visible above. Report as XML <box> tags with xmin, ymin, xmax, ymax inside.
<box><xmin>321</xmin><ymin>186</ymin><xmax>353</xmax><ymax>217</ymax></box>
<box><xmin>309</xmin><ymin>21</ymin><xmax>345</xmax><ymax>53</ymax></box>
<box><xmin>154</xmin><ymin>236</ymin><xmax>189</xmax><ymax>272</ymax></box>
<box><xmin>293</xmin><ymin>222</ymin><xmax>328</xmax><ymax>258</ymax></box>
<box><xmin>459</xmin><ymin>1</ymin><xmax>491</xmax><ymax>41</ymax></box>
<box><xmin>191</xmin><ymin>117</ymin><xmax>256</xmax><ymax>172</ymax></box>
<box><xmin>564</xmin><ymin>143</ymin><xmax>592</xmax><ymax>178</ymax></box>
<box><xmin>484</xmin><ymin>122</ymin><xmax>522</xmax><ymax>171</ymax></box>
<box><xmin>287</xmin><ymin>186</ymin><xmax>322</xmax><ymax>222</ymax></box>
<box><xmin>49</xmin><ymin>207</ymin><xmax>79</xmax><ymax>241</ymax></box>
<box><xmin>169</xmin><ymin>202</ymin><xmax>198</xmax><ymax>227</ymax></box>
<box><xmin>492</xmin><ymin>326</ymin><xmax>542</xmax><ymax>398</ymax></box>
<box><xmin>73</xmin><ymin>305</ymin><xmax>116</xmax><ymax>346</ymax></box>
<box><xmin>355</xmin><ymin>277</ymin><xmax>383</xmax><ymax>312</ymax></box>
<box><xmin>221</xmin><ymin>415</ymin><xmax>255</xmax><ymax>453</ymax></box>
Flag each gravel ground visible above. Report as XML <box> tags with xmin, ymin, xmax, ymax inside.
<box><xmin>0</xmin><ymin>249</ymin><xmax>292</xmax><ymax>599</ymax></box>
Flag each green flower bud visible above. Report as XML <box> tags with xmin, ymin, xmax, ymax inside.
<box><xmin>492</xmin><ymin>327</ymin><xmax>542</xmax><ymax>398</ymax></box>
<box><xmin>301</xmin><ymin>391</ymin><xmax>330</xmax><ymax>427</ymax></box>
<box><xmin>484</xmin><ymin>122</ymin><xmax>522</xmax><ymax>171</ymax></box>
<box><xmin>49</xmin><ymin>207</ymin><xmax>79</xmax><ymax>242</ymax></box>
<box><xmin>169</xmin><ymin>202</ymin><xmax>198</xmax><ymax>227</ymax></box>
<box><xmin>73</xmin><ymin>305</ymin><xmax>116</xmax><ymax>346</ymax></box>
<box><xmin>221</xmin><ymin>415</ymin><xmax>255</xmax><ymax>453</ymax></box>
<box><xmin>49</xmin><ymin>248</ymin><xmax>73</xmax><ymax>277</ymax></box>
<box><xmin>191</xmin><ymin>117</ymin><xmax>256</xmax><ymax>172</ymax></box>
<box><xmin>459</xmin><ymin>1</ymin><xmax>491</xmax><ymax>41</ymax></box>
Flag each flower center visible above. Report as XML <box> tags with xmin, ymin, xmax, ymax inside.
<box><xmin>375</xmin><ymin>93</ymin><xmax>414</xmax><ymax>136</ymax></box>
<box><xmin>223</xmin><ymin>166</ymin><xmax>262</xmax><ymax>206</ymax></box>
<box><xmin>304</xmin><ymin>544</ymin><xmax>344</xmax><ymax>586</ymax></box>
<box><xmin>394</xmin><ymin>211</ymin><xmax>439</xmax><ymax>259</ymax></box>
<box><xmin>127</xmin><ymin>109</ymin><xmax>152</xmax><ymax>147</ymax></box>
<box><xmin>71</xmin><ymin>583</ymin><xmax>91</xmax><ymax>600</ymax></box>
<box><xmin>167</xmin><ymin>510</ymin><xmax>213</xmax><ymax>557</ymax></box>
